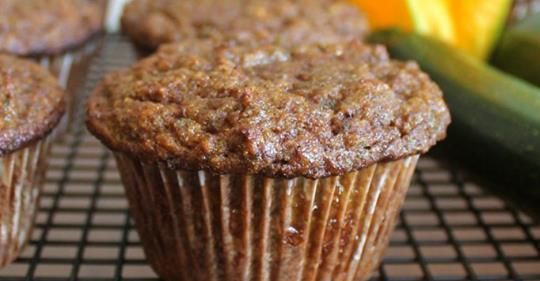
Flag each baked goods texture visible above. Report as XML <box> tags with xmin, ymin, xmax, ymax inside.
<box><xmin>87</xmin><ymin>40</ymin><xmax>450</xmax><ymax>178</ymax></box>
<box><xmin>0</xmin><ymin>55</ymin><xmax>65</xmax><ymax>155</ymax></box>
<box><xmin>121</xmin><ymin>0</ymin><xmax>367</xmax><ymax>50</ymax></box>
<box><xmin>0</xmin><ymin>0</ymin><xmax>104</xmax><ymax>55</ymax></box>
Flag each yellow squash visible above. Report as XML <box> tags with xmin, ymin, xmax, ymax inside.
<box><xmin>351</xmin><ymin>0</ymin><xmax>512</xmax><ymax>60</ymax></box>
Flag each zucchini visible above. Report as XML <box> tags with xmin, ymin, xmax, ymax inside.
<box><xmin>369</xmin><ymin>30</ymin><xmax>540</xmax><ymax>210</ymax></box>
<box><xmin>492</xmin><ymin>13</ymin><xmax>540</xmax><ymax>86</ymax></box>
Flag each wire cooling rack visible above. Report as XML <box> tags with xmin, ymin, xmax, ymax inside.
<box><xmin>0</xmin><ymin>35</ymin><xmax>538</xmax><ymax>281</ymax></box>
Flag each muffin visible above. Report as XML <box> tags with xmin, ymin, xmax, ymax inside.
<box><xmin>0</xmin><ymin>0</ymin><xmax>105</xmax><ymax>128</ymax></box>
<box><xmin>121</xmin><ymin>0</ymin><xmax>367</xmax><ymax>52</ymax></box>
<box><xmin>0</xmin><ymin>55</ymin><xmax>65</xmax><ymax>267</ymax></box>
<box><xmin>86</xmin><ymin>40</ymin><xmax>450</xmax><ymax>281</ymax></box>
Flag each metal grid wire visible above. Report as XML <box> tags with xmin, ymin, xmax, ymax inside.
<box><xmin>0</xmin><ymin>35</ymin><xmax>538</xmax><ymax>281</ymax></box>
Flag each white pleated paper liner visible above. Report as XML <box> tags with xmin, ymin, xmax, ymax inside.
<box><xmin>0</xmin><ymin>134</ymin><xmax>53</xmax><ymax>268</ymax></box>
<box><xmin>114</xmin><ymin>153</ymin><xmax>419</xmax><ymax>281</ymax></box>
<box><xmin>36</xmin><ymin>38</ymin><xmax>102</xmax><ymax>135</ymax></box>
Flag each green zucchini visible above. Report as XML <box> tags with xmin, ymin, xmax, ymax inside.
<box><xmin>492</xmin><ymin>13</ymin><xmax>540</xmax><ymax>86</ymax></box>
<box><xmin>368</xmin><ymin>30</ymin><xmax>540</xmax><ymax>210</ymax></box>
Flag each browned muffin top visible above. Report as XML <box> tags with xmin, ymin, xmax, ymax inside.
<box><xmin>0</xmin><ymin>0</ymin><xmax>103</xmax><ymax>55</ymax></box>
<box><xmin>0</xmin><ymin>55</ymin><xmax>65</xmax><ymax>155</ymax></box>
<box><xmin>87</xmin><ymin>40</ymin><xmax>450</xmax><ymax>178</ymax></box>
<box><xmin>121</xmin><ymin>0</ymin><xmax>367</xmax><ymax>51</ymax></box>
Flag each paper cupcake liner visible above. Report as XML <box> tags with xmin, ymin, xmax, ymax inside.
<box><xmin>35</xmin><ymin>37</ymin><xmax>102</xmax><ymax>134</ymax></box>
<box><xmin>0</xmin><ymin>135</ymin><xmax>52</xmax><ymax>267</ymax></box>
<box><xmin>114</xmin><ymin>153</ymin><xmax>418</xmax><ymax>281</ymax></box>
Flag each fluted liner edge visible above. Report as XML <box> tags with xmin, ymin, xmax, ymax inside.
<box><xmin>35</xmin><ymin>39</ymin><xmax>101</xmax><ymax>133</ymax></box>
<box><xmin>0</xmin><ymin>136</ymin><xmax>52</xmax><ymax>267</ymax></box>
<box><xmin>114</xmin><ymin>154</ymin><xmax>419</xmax><ymax>281</ymax></box>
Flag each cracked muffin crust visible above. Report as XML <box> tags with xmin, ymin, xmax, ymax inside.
<box><xmin>0</xmin><ymin>55</ymin><xmax>65</xmax><ymax>155</ymax></box>
<box><xmin>121</xmin><ymin>0</ymin><xmax>367</xmax><ymax>51</ymax></box>
<box><xmin>87</xmin><ymin>40</ymin><xmax>450</xmax><ymax>178</ymax></box>
<box><xmin>0</xmin><ymin>0</ymin><xmax>104</xmax><ymax>55</ymax></box>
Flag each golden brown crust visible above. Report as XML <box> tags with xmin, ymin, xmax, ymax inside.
<box><xmin>121</xmin><ymin>0</ymin><xmax>367</xmax><ymax>51</ymax></box>
<box><xmin>86</xmin><ymin>40</ymin><xmax>450</xmax><ymax>178</ymax></box>
<box><xmin>0</xmin><ymin>55</ymin><xmax>65</xmax><ymax>155</ymax></box>
<box><xmin>0</xmin><ymin>0</ymin><xmax>104</xmax><ymax>56</ymax></box>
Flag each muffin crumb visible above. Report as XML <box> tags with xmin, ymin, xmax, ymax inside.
<box><xmin>87</xmin><ymin>40</ymin><xmax>450</xmax><ymax>178</ymax></box>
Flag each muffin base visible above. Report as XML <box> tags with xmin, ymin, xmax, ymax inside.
<box><xmin>114</xmin><ymin>153</ymin><xmax>418</xmax><ymax>281</ymax></box>
<box><xmin>0</xmin><ymin>135</ymin><xmax>52</xmax><ymax>267</ymax></box>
